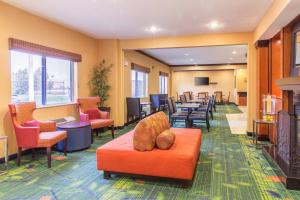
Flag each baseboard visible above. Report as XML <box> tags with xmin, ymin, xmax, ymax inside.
<box><xmin>0</xmin><ymin>148</ymin><xmax>31</xmax><ymax>164</ymax></box>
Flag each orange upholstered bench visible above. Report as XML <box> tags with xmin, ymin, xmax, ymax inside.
<box><xmin>96</xmin><ymin>127</ymin><xmax>202</xmax><ymax>185</ymax></box>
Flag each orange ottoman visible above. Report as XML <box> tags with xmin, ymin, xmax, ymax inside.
<box><xmin>96</xmin><ymin>128</ymin><xmax>202</xmax><ymax>184</ymax></box>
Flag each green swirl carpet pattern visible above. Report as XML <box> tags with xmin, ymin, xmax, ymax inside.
<box><xmin>1</xmin><ymin>105</ymin><xmax>300</xmax><ymax>200</ymax></box>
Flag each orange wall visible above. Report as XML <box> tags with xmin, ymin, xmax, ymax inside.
<box><xmin>0</xmin><ymin>2</ymin><xmax>99</xmax><ymax>158</ymax></box>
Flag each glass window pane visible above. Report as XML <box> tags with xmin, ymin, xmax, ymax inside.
<box><xmin>11</xmin><ymin>51</ymin><xmax>42</xmax><ymax>103</ymax></box>
<box><xmin>46</xmin><ymin>57</ymin><xmax>72</xmax><ymax>105</ymax></box>
<box><xmin>131</xmin><ymin>70</ymin><xmax>148</xmax><ymax>98</ymax></box>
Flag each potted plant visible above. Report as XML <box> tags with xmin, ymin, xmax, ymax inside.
<box><xmin>89</xmin><ymin>60</ymin><xmax>113</xmax><ymax>112</ymax></box>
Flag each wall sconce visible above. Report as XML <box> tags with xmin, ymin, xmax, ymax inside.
<box><xmin>124</xmin><ymin>60</ymin><xmax>129</xmax><ymax>67</ymax></box>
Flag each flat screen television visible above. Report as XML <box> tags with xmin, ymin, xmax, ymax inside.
<box><xmin>195</xmin><ymin>77</ymin><xmax>209</xmax><ymax>85</ymax></box>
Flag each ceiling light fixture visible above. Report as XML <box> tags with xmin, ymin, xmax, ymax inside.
<box><xmin>146</xmin><ymin>25</ymin><xmax>161</xmax><ymax>33</ymax></box>
<box><xmin>184</xmin><ymin>53</ymin><xmax>189</xmax><ymax>56</ymax></box>
<box><xmin>229</xmin><ymin>57</ymin><xmax>233</xmax><ymax>60</ymax></box>
<box><xmin>207</xmin><ymin>21</ymin><xmax>223</xmax><ymax>29</ymax></box>
<box><xmin>232</xmin><ymin>50</ymin><xmax>237</xmax><ymax>55</ymax></box>
<box><xmin>190</xmin><ymin>58</ymin><xmax>194</xmax><ymax>62</ymax></box>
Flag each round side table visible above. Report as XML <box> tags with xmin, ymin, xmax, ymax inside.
<box><xmin>56</xmin><ymin>122</ymin><xmax>91</xmax><ymax>152</ymax></box>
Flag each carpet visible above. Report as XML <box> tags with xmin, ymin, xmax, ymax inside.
<box><xmin>0</xmin><ymin>105</ymin><xmax>300</xmax><ymax>200</ymax></box>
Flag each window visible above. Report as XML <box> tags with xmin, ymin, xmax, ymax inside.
<box><xmin>11</xmin><ymin>50</ymin><xmax>75</xmax><ymax>106</ymax></box>
<box><xmin>159</xmin><ymin>74</ymin><xmax>168</xmax><ymax>94</ymax></box>
<box><xmin>131</xmin><ymin>70</ymin><xmax>148</xmax><ymax>98</ymax></box>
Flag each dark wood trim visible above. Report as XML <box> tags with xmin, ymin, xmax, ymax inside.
<box><xmin>159</xmin><ymin>71</ymin><xmax>169</xmax><ymax>77</ymax></box>
<box><xmin>173</xmin><ymin>69</ymin><xmax>235</xmax><ymax>72</ymax></box>
<box><xmin>256</xmin><ymin>40</ymin><xmax>270</xmax><ymax>48</ymax></box>
<box><xmin>131</xmin><ymin>63</ymin><xmax>150</xmax><ymax>73</ymax></box>
<box><xmin>290</xmin><ymin>17</ymin><xmax>300</xmax><ymax>76</ymax></box>
<box><xmin>170</xmin><ymin>63</ymin><xmax>247</xmax><ymax>67</ymax></box>
<box><xmin>136</xmin><ymin>50</ymin><xmax>170</xmax><ymax>66</ymax></box>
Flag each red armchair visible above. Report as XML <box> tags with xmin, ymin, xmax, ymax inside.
<box><xmin>8</xmin><ymin>102</ymin><xmax>67</xmax><ymax>168</ymax></box>
<box><xmin>77</xmin><ymin>97</ymin><xmax>114</xmax><ymax>143</ymax></box>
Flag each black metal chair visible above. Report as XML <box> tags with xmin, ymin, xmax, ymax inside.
<box><xmin>193</xmin><ymin>96</ymin><xmax>214</xmax><ymax>120</ymax></box>
<box><xmin>126</xmin><ymin>97</ymin><xmax>147</xmax><ymax>123</ymax></box>
<box><xmin>167</xmin><ymin>97</ymin><xmax>189</xmax><ymax>128</ymax></box>
<box><xmin>150</xmin><ymin>94</ymin><xmax>160</xmax><ymax>113</ymax></box>
<box><xmin>179</xmin><ymin>95</ymin><xmax>187</xmax><ymax>103</ymax></box>
<box><xmin>188</xmin><ymin>98</ymin><xmax>211</xmax><ymax>131</ymax></box>
<box><xmin>212</xmin><ymin>95</ymin><xmax>216</xmax><ymax>112</ymax></box>
<box><xmin>159</xmin><ymin>94</ymin><xmax>168</xmax><ymax>111</ymax></box>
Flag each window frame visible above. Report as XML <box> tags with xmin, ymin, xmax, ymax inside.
<box><xmin>131</xmin><ymin>69</ymin><xmax>148</xmax><ymax>98</ymax></box>
<box><xmin>10</xmin><ymin>50</ymin><xmax>77</xmax><ymax>107</ymax></box>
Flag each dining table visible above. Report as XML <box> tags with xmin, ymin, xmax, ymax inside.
<box><xmin>177</xmin><ymin>103</ymin><xmax>202</xmax><ymax>113</ymax></box>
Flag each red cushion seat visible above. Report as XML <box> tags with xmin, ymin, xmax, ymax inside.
<box><xmin>96</xmin><ymin>128</ymin><xmax>202</xmax><ymax>180</ymax></box>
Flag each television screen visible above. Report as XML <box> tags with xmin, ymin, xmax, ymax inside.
<box><xmin>195</xmin><ymin>77</ymin><xmax>209</xmax><ymax>85</ymax></box>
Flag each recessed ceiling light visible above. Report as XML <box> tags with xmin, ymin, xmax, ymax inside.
<box><xmin>146</xmin><ymin>25</ymin><xmax>161</xmax><ymax>33</ymax></box>
<box><xmin>207</xmin><ymin>21</ymin><xmax>223</xmax><ymax>29</ymax></box>
<box><xmin>184</xmin><ymin>53</ymin><xmax>189</xmax><ymax>56</ymax></box>
<box><xmin>232</xmin><ymin>50</ymin><xmax>237</xmax><ymax>55</ymax></box>
<box><xmin>229</xmin><ymin>57</ymin><xmax>233</xmax><ymax>60</ymax></box>
<box><xmin>190</xmin><ymin>58</ymin><xmax>194</xmax><ymax>62</ymax></box>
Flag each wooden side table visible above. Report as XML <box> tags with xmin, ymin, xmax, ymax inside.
<box><xmin>0</xmin><ymin>136</ymin><xmax>8</xmax><ymax>174</ymax></box>
<box><xmin>252</xmin><ymin>119</ymin><xmax>276</xmax><ymax>145</ymax></box>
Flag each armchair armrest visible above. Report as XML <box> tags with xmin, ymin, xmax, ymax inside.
<box><xmin>39</xmin><ymin>121</ymin><xmax>56</xmax><ymax>132</ymax></box>
<box><xmin>80</xmin><ymin>113</ymin><xmax>90</xmax><ymax>122</ymax></box>
<box><xmin>15</xmin><ymin>125</ymin><xmax>40</xmax><ymax>148</ymax></box>
<box><xmin>99</xmin><ymin>111</ymin><xmax>110</xmax><ymax>119</ymax></box>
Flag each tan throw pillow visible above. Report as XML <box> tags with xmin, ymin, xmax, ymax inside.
<box><xmin>156</xmin><ymin>129</ymin><xmax>176</xmax><ymax>150</ymax></box>
<box><xmin>133</xmin><ymin>119</ymin><xmax>157</xmax><ymax>151</ymax></box>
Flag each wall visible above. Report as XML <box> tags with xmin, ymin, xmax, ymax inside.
<box><xmin>172</xmin><ymin>70</ymin><xmax>235</xmax><ymax>102</ymax></box>
<box><xmin>0</xmin><ymin>2</ymin><xmax>98</xmax><ymax>158</ymax></box>
<box><xmin>117</xmin><ymin>32</ymin><xmax>257</xmax><ymax>133</ymax></box>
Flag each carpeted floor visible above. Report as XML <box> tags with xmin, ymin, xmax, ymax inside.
<box><xmin>0</xmin><ymin>105</ymin><xmax>300</xmax><ymax>200</ymax></box>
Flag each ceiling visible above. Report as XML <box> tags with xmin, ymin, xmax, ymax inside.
<box><xmin>140</xmin><ymin>45</ymin><xmax>248</xmax><ymax>66</ymax></box>
<box><xmin>3</xmin><ymin>0</ymin><xmax>273</xmax><ymax>39</ymax></box>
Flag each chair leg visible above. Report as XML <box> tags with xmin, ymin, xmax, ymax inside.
<box><xmin>17</xmin><ymin>147</ymin><xmax>22</xmax><ymax>166</ymax></box>
<box><xmin>31</xmin><ymin>148</ymin><xmax>35</xmax><ymax>159</ymax></box>
<box><xmin>210</xmin><ymin>111</ymin><xmax>214</xmax><ymax>120</ymax></box>
<box><xmin>64</xmin><ymin>138</ymin><xmax>67</xmax><ymax>156</ymax></box>
<box><xmin>46</xmin><ymin>147</ymin><xmax>51</xmax><ymax>168</ymax></box>
<box><xmin>206</xmin><ymin>119</ymin><xmax>210</xmax><ymax>132</ymax></box>
<box><xmin>111</xmin><ymin>125</ymin><xmax>115</xmax><ymax>138</ymax></box>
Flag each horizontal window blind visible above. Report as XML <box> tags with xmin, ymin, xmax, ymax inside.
<box><xmin>159</xmin><ymin>71</ymin><xmax>169</xmax><ymax>77</ymax></box>
<box><xmin>131</xmin><ymin>63</ymin><xmax>150</xmax><ymax>73</ymax></box>
<box><xmin>9</xmin><ymin>38</ymin><xmax>82</xmax><ymax>62</ymax></box>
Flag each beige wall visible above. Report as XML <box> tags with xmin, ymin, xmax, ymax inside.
<box><xmin>0</xmin><ymin>2</ymin><xmax>99</xmax><ymax>158</ymax></box>
<box><xmin>172</xmin><ymin>70</ymin><xmax>236</xmax><ymax>102</ymax></box>
<box><xmin>123</xmin><ymin>50</ymin><xmax>171</xmax><ymax>120</ymax></box>
<box><xmin>235</xmin><ymin>69</ymin><xmax>247</xmax><ymax>92</ymax></box>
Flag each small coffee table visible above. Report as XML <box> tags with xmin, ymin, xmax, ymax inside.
<box><xmin>56</xmin><ymin>122</ymin><xmax>91</xmax><ymax>152</ymax></box>
<box><xmin>252</xmin><ymin>119</ymin><xmax>276</xmax><ymax>145</ymax></box>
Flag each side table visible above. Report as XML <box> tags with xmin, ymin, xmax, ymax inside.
<box><xmin>0</xmin><ymin>136</ymin><xmax>8</xmax><ymax>174</ymax></box>
<box><xmin>253</xmin><ymin>119</ymin><xmax>276</xmax><ymax>145</ymax></box>
<box><xmin>56</xmin><ymin>122</ymin><xmax>91</xmax><ymax>152</ymax></box>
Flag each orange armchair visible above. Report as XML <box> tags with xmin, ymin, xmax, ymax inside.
<box><xmin>77</xmin><ymin>97</ymin><xmax>114</xmax><ymax>143</ymax></box>
<box><xmin>8</xmin><ymin>102</ymin><xmax>67</xmax><ymax>168</ymax></box>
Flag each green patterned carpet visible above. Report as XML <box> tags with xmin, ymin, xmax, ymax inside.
<box><xmin>1</xmin><ymin>105</ymin><xmax>300</xmax><ymax>200</ymax></box>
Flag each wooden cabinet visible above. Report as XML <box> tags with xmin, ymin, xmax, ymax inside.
<box><xmin>237</xmin><ymin>92</ymin><xmax>247</xmax><ymax>106</ymax></box>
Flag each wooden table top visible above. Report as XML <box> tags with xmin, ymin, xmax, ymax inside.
<box><xmin>177</xmin><ymin>103</ymin><xmax>201</xmax><ymax>108</ymax></box>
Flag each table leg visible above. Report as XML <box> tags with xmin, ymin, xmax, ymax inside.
<box><xmin>252</xmin><ymin>120</ymin><xmax>255</xmax><ymax>143</ymax></box>
<box><xmin>255</xmin><ymin>122</ymin><xmax>258</xmax><ymax>145</ymax></box>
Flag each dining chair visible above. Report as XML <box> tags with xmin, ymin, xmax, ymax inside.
<box><xmin>188</xmin><ymin>98</ymin><xmax>212</xmax><ymax>131</ymax></box>
<box><xmin>126</xmin><ymin>97</ymin><xmax>147</xmax><ymax>123</ymax></box>
<box><xmin>167</xmin><ymin>97</ymin><xmax>189</xmax><ymax>128</ymax></box>
<box><xmin>223</xmin><ymin>92</ymin><xmax>231</xmax><ymax>104</ymax></box>
<box><xmin>150</xmin><ymin>94</ymin><xmax>160</xmax><ymax>113</ymax></box>
<box><xmin>214</xmin><ymin>91</ymin><xmax>223</xmax><ymax>104</ymax></box>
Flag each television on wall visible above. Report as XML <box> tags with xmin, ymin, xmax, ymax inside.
<box><xmin>195</xmin><ymin>77</ymin><xmax>209</xmax><ymax>85</ymax></box>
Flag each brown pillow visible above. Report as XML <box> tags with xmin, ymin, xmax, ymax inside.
<box><xmin>156</xmin><ymin>129</ymin><xmax>176</xmax><ymax>150</ymax></box>
<box><xmin>133</xmin><ymin>119</ymin><xmax>157</xmax><ymax>151</ymax></box>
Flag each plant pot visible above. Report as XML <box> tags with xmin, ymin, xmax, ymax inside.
<box><xmin>99</xmin><ymin>106</ymin><xmax>111</xmax><ymax>113</ymax></box>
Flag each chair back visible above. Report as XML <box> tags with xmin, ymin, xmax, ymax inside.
<box><xmin>77</xmin><ymin>97</ymin><xmax>100</xmax><ymax>113</ymax></box>
<box><xmin>214</xmin><ymin>91</ymin><xmax>223</xmax><ymax>103</ymax></box>
<box><xmin>8</xmin><ymin>102</ymin><xmax>38</xmax><ymax>147</ymax></box>
<box><xmin>159</xmin><ymin>94</ymin><xmax>168</xmax><ymax>105</ymax></box>
<box><xmin>150</xmin><ymin>94</ymin><xmax>160</xmax><ymax>111</ymax></box>
<box><xmin>183</xmin><ymin>91</ymin><xmax>192</xmax><ymax>101</ymax></box>
<box><xmin>126</xmin><ymin>97</ymin><xmax>141</xmax><ymax>119</ymax></box>
<box><xmin>227</xmin><ymin>92</ymin><xmax>231</xmax><ymax>102</ymax></box>
<box><xmin>170</xmin><ymin>97</ymin><xmax>178</xmax><ymax>113</ymax></box>
<box><xmin>167</xmin><ymin>97</ymin><xmax>174</xmax><ymax>115</ymax></box>
<box><xmin>179</xmin><ymin>95</ymin><xmax>187</xmax><ymax>103</ymax></box>
<box><xmin>207</xmin><ymin>98</ymin><xmax>213</xmax><ymax>114</ymax></box>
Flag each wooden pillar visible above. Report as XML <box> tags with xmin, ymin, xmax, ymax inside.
<box><xmin>256</xmin><ymin>40</ymin><xmax>270</xmax><ymax>138</ymax></box>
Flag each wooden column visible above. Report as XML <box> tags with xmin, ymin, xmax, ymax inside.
<box><xmin>256</xmin><ymin>40</ymin><xmax>270</xmax><ymax>138</ymax></box>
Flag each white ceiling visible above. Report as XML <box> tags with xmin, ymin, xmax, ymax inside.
<box><xmin>140</xmin><ymin>45</ymin><xmax>248</xmax><ymax>66</ymax></box>
<box><xmin>3</xmin><ymin>0</ymin><xmax>273</xmax><ymax>39</ymax></box>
